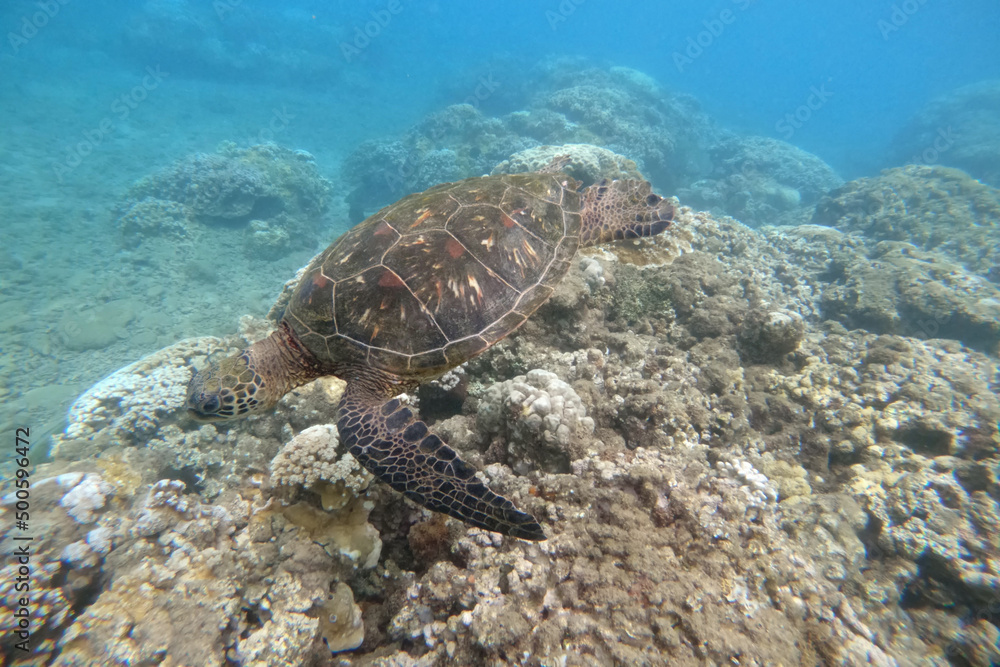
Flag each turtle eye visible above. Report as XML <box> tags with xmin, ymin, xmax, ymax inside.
<box><xmin>201</xmin><ymin>395</ymin><xmax>220</xmax><ymax>414</ymax></box>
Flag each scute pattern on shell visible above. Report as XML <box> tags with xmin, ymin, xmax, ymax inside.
<box><xmin>284</xmin><ymin>174</ymin><xmax>581</xmax><ymax>377</ymax></box>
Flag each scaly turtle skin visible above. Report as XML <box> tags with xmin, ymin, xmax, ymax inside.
<box><xmin>187</xmin><ymin>169</ymin><xmax>675</xmax><ymax>540</ymax></box>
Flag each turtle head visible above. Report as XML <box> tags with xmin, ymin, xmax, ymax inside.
<box><xmin>186</xmin><ymin>349</ymin><xmax>276</xmax><ymax>421</ymax></box>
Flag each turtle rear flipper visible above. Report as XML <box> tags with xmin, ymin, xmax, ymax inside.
<box><xmin>337</xmin><ymin>384</ymin><xmax>546</xmax><ymax>541</ymax></box>
<box><xmin>580</xmin><ymin>179</ymin><xmax>676</xmax><ymax>246</ymax></box>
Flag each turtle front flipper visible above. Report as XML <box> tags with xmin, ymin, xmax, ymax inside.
<box><xmin>337</xmin><ymin>383</ymin><xmax>546</xmax><ymax>541</ymax></box>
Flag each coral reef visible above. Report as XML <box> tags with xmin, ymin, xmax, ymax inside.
<box><xmin>888</xmin><ymin>80</ymin><xmax>1000</xmax><ymax>187</ymax></box>
<box><xmin>737</xmin><ymin>309</ymin><xmax>806</xmax><ymax>363</ymax></box>
<box><xmin>342</xmin><ymin>65</ymin><xmax>717</xmax><ymax>221</ymax></box>
<box><xmin>491</xmin><ymin>143</ymin><xmax>644</xmax><ymax>186</ymax></box>
<box><xmin>532</xmin><ymin>65</ymin><xmax>717</xmax><ymax>190</ymax></box>
<box><xmin>244</xmin><ymin>218</ymin><xmax>292</xmax><ymax>259</ymax></box>
<box><xmin>819</xmin><ymin>240</ymin><xmax>1000</xmax><ymax>354</ymax></box>
<box><xmin>679</xmin><ymin>134</ymin><xmax>843</xmax><ymax>227</ymax></box>
<box><xmin>127</xmin><ymin>152</ymin><xmax>269</xmax><ymax>221</ymax></box>
<box><xmin>342</xmin><ymin>104</ymin><xmax>534</xmax><ymax>221</ymax></box>
<box><xmin>0</xmin><ymin>472</ymin><xmax>118</xmax><ymax>662</ymax></box>
<box><xmin>363</xmin><ymin>206</ymin><xmax>997</xmax><ymax>665</ymax></box>
<box><xmin>117</xmin><ymin>143</ymin><xmax>331</xmax><ymax>257</ymax></box>
<box><xmin>813</xmin><ymin>164</ymin><xmax>1000</xmax><ymax>282</ymax></box>
<box><xmin>116</xmin><ymin>196</ymin><xmax>194</xmax><ymax>248</ymax></box>
<box><xmin>2</xmin><ymin>455</ymin><xmax>380</xmax><ymax>665</ymax></box>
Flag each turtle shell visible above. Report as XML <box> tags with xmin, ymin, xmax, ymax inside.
<box><xmin>283</xmin><ymin>173</ymin><xmax>582</xmax><ymax>378</ymax></box>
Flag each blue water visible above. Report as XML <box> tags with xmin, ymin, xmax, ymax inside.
<box><xmin>6</xmin><ymin>0</ymin><xmax>999</xmax><ymax>175</ymax></box>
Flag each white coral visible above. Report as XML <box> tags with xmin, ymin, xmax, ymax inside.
<box><xmin>716</xmin><ymin>459</ymin><xmax>778</xmax><ymax>507</ymax></box>
<box><xmin>56</xmin><ymin>337</ymin><xmax>231</xmax><ymax>448</ymax></box>
<box><xmin>492</xmin><ymin>143</ymin><xmax>643</xmax><ymax>186</ymax></box>
<box><xmin>477</xmin><ymin>369</ymin><xmax>595</xmax><ymax>473</ymax></box>
<box><xmin>270</xmin><ymin>424</ymin><xmax>371</xmax><ymax>493</ymax></box>
<box><xmin>58</xmin><ymin>473</ymin><xmax>114</xmax><ymax>524</ymax></box>
<box><xmin>579</xmin><ymin>257</ymin><xmax>606</xmax><ymax>292</ymax></box>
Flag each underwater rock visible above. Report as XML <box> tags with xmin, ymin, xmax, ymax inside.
<box><xmin>813</xmin><ymin>165</ymin><xmax>1000</xmax><ymax>282</ymax></box>
<box><xmin>738</xmin><ymin>308</ymin><xmax>806</xmax><ymax>363</ymax></box>
<box><xmin>23</xmin><ymin>458</ymin><xmax>378</xmax><ymax>667</ymax></box>
<box><xmin>888</xmin><ymin>80</ymin><xmax>1000</xmax><ymax>187</ymax></box>
<box><xmin>343</xmin><ymin>65</ymin><xmax>718</xmax><ymax>221</ymax></box>
<box><xmin>771</xmin><ymin>329</ymin><xmax>999</xmax><ymax>607</ymax></box>
<box><xmin>244</xmin><ymin>218</ymin><xmax>291</xmax><ymax>259</ymax></box>
<box><xmin>679</xmin><ymin>134</ymin><xmax>842</xmax><ymax>227</ymax></box>
<box><xmin>0</xmin><ymin>471</ymin><xmax>117</xmax><ymax>663</ymax></box>
<box><xmin>52</xmin><ymin>491</ymin><xmax>242</xmax><ymax>666</ymax></box>
<box><xmin>819</xmin><ymin>240</ymin><xmax>1000</xmax><ymax>353</ymax></box>
<box><xmin>384</xmin><ymin>442</ymin><xmax>891</xmax><ymax>665</ymax></box>
<box><xmin>129</xmin><ymin>151</ymin><xmax>271</xmax><ymax>220</ymax></box>
<box><xmin>780</xmin><ymin>494</ymin><xmax>867</xmax><ymax>584</ymax></box>
<box><xmin>235</xmin><ymin>574</ymin><xmax>361</xmax><ymax>663</ymax></box>
<box><xmin>56</xmin><ymin>299</ymin><xmax>137</xmax><ymax>352</ymax></box>
<box><xmin>342</xmin><ymin>104</ymin><xmax>536</xmax><ymax>221</ymax></box>
<box><xmin>951</xmin><ymin>620</ymin><xmax>1000</xmax><ymax>667</ymax></box>
<box><xmin>25</xmin><ymin>193</ymin><xmax>999</xmax><ymax>665</ymax></box>
<box><xmin>117</xmin><ymin>196</ymin><xmax>194</xmax><ymax>248</ymax></box>
<box><xmin>536</xmin><ymin>73</ymin><xmax>714</xmax><ymax>191</ymax></box>
<box><xmin>117</xmin><ymin>142</ymin><xmax>330</xmax><ymax>256</ymax></box>
<box><xmin>236</xmin><ymin>607</ymin><xmax>320</xmax><ymax>666</ymax></box>
<box><xmin>491</xmin><ymin>143</ymin><xmax>643</xmax><ymax>186</ymax></box>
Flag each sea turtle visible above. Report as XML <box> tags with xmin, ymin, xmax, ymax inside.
<box><xmin>187</xmin><ymin>164</ymin><xmax>675</xmax><ymax>540</ymax></box>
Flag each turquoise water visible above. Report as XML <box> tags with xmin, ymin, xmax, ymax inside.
<box><xmin>2</xmin><ymin>1</ymin><xmax>1000</xmax><ymax>664</ymax></box>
